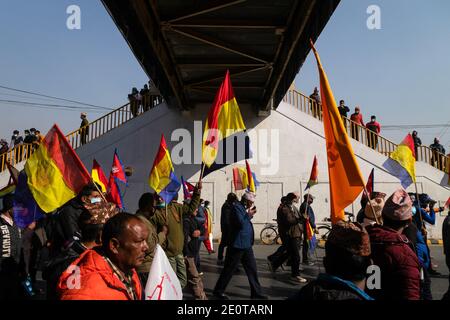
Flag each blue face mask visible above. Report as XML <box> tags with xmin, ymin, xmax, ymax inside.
<box><xmin>412</xmin><ymin>206</ymin><xmax>417</xmax><ymax>216</ymax></box>
<box><xmin>90</xmin><ymin>197</ymin><xmax>102</xmax><ymax>204</ymax></box>
<box><xmin>155</xmin><ymin>202</ymin><xmax>166</xmax><ymax>208</ymax></box>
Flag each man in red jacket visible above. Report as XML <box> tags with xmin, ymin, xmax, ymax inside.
<box><xmin>366</xmin><ymin>115</ymin><xmax>382</xmax><ymax>150</ymax></box>
<box><xmin>57</xmin><ymin>213</ymin><xmax>149</xmax><ymax>300</ymax></box>
<box><xmin>366</xmin><ymin>189</ymin><xmax>420</xmax><ymax>300</ymax></box>
<box><xmin>350</xmin><ymin>107</ymin><xmax>365</xmax><ymax>141</ymax></box>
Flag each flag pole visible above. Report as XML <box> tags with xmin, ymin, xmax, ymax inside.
<box><xmin>414</xmin><ymin>182</ymin><xmax>425</xmax><ymax>230</ymax></box>
<box><xmin>362</xmin><ymin>186</ymin><xmax>380</xmax><ymax>225</ymax></box>
<box><xmin>91</xmin><ymin>178</ymin><xmax>108</xmax><ymax>203</ymax></box>
<box><xmin>199</xmin><ymin>162</ymin><xmax>206</xmax><ymax>182</ymax></box>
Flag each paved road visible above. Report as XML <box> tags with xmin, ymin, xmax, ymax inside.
<box><xmin>191</xmin><ymin>244</ymin><xmax>449</xmax><ymax>300</ymax></box>
<box><xmin>33</xmin><ymin>244</ymin><xmax>448</xmax><ymax>300</ymax></box>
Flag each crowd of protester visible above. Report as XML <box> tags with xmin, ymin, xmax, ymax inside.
<box><xmin>0</xmin><ymin>128</ymin><xmax>44</xmax><ymax>162</ymax></box>
<box><xmin>128</xmin><ymin>80</ymin><xmax>163</xmax><ymax>118</ymax></box>
<box><xmin>1</xmin><ymin>178</ymin><xmax>449</xmax><ymax>301</ymax></box>
<box><xmin>309</xmin><ymin>87</ymin><xmax>449</xmax><ymax>169</ymax></box>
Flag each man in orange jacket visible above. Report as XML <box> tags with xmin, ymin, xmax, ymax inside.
<box><xmin>57</xmin><ymin>213</ymin><xmax>149</xmax><ymax>300</ymax></box>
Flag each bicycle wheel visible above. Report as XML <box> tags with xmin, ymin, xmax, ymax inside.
<box><xmin>316</xmin><ymin>225</ymin><xmax>331</xmax><ymax>249</ymax></box>
<box><xmin>260</xmin><ymin>227</ymin><xmax>278</xmax><ymax>245</ymax></box>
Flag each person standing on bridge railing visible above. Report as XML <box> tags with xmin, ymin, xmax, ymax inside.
<box><xmin>140</xmin><ymin>84</ymin><xmax>150</xmax><ymax>112</ymax></box>
<box><xmin>128</xmin><ymin>87</ymin><xmax>141</xmax><ymax>118</ymax></box>
<box><xmin>430</xmin><ymin>137</ymin><xmax>446</xmax><ymax>170</ymax></box>
<box><xmin>366</xmin><ymin>115</ymin><xmax>381</xmax><ymax>150</ymax></box>
<box><xmin>309</xmin><ymin>87</ymin><xmax>322</xmax><ymax>120</ymax></box>
<box><xmin>338</xmin><ymin>99</ymin><xmax>350</xmax><ymax>123</ymax></box>
<box><xmin>350</xmin><ymin>107</ymin><xmax>365</xmax><ymax>141</ymax></box>
<box><xmin>79</xmin><ymin>112</ymin><xmax>89</xmax><ymax>145</ymax></box>
<box><xmin>412</xmin><ymin>130</ymin><xmax>422</xmax><ymax>160</ymax></box>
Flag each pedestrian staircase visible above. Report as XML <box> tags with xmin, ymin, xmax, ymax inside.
<box><xmin>282</xmin><ymin>89</ymin><xmax>449</xmax><ymax>175</ymax></box>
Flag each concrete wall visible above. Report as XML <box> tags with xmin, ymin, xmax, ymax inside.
<box><xmin>2</xmin><ymin>101</ymin><xmax>449</xmax><ymax>239</ymax></box>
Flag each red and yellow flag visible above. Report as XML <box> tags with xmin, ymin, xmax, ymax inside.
<box><xmin>245</xmin><ymin>160</ymin><xmax>256</xmax><ymax>193</ymax></box>
<box><xmin>202</xmin><ymin>70</ymin><xmax>246</xmax><ymax>167</ymax></box>
<box><xmin>25</xmin><ymin>124</ymin><xmax>91</xmax><ymax>213</ymax></box>
<box><xmin>92</xmin><ymin>159</ymin><xmax>109</xmax><ymax>192</ymax></box>
<box><xmin>310</xmin><ymin>41</ymin><xmax>365</xmax><ymax>224</ymax></box>
<box><xmin>149</xmin><ymin>134</ymin><xmax>181</xmax><ymax>203</ymax></box>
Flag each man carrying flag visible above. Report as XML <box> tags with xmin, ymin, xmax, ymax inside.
<box><xmin>310</xmin><ymin>41</ymin><xmax>366</xmax><ymax>224</ymax></box>
<box><xmin>149</xmin><ymin>134</ymin><xmax>202</xmax><ymax>289</ymax></box>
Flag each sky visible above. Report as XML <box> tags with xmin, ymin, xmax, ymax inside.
<box><xmin>1</xmin><ymin>0</ymin><xmax>449</xmax><ymax>149</ymax></box>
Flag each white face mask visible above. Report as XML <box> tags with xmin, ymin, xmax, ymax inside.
<box><xmin>90</xmin><ymin>197</ymin><xmax>102</xmax><ymax>204</ymax></box>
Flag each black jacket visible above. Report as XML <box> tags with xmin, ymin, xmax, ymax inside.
<box><xmin>51</xmin><ymin>199</ymin><xmax>89</xmax><ymax>255</ymax></box>
<box><xmin>183</xmin><ymin>216</ymin><xmax>203</xmax><ymax>257</ymax></box>
<box><xmin>290</xmin><ymin>274</ymin><xmax>373</xmax><ymax>300</ymax></box>
<box><xmin>42</xmin><ymin>240</ymin><xmax>87</xmax><ymax>300</ymax></box>
<box><xmin>0</xmin><ymin>215</ymin><xmax>21</xmax><ymax>273</ymax></box>
<box><xmin>443</xmin><ymin>215</ymin><xmax>450</xmax><ymax>256</ymax></box>
<box><xmin>220</xmin><ymin>201</ymin><xmax>234</xmax><ymax>244</ymax></box>
<box><xmin>338</xmin><ymin>105</ymin><xmax>350</xmax><ymax>117</ymax></box>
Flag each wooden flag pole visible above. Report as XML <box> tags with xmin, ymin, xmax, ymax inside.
<box><xmin>91</xmin><ymin>178</ymin><xmax>108</xmax><ymax>203</ymax></box>
<box><xmin>414</xmin><ymin>182</ymin><xmax>425</xmax><ymax>229</ymax></box>
<box><xmin>363</xmin><ymin>186</ymin><xmax>381</xmax><ymax>225</ymax></box>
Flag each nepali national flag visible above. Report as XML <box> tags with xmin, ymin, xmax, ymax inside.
<box><xmin>107</xmin><ymin>149</ymin><xmax>127</xmax><ymax>209</ymax></box>
<box><xmin>111</xmin><ymin>149</ymin><xmax>127</xmax><ymax>185</ymax></box>
<box><xmin>181</xmin><ymin>176</ymin><xmax>195</xmax><ymax>200</ymax></box>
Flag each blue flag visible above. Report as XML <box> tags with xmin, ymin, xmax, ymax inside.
<box><xmin>13</xmin><ymin>171</ymin><xmax>45</xmax><ymax>229</ymax></box>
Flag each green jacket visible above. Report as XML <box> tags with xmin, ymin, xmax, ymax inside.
<box><xmin>153</xmin><ymin>189</ymin><xmax>201</xmax><ymax>257</ymax></box>
<box><xmin>135</xmin><ymin>210</ymin><xmax>166</xmax><ymax>274</ymax></box>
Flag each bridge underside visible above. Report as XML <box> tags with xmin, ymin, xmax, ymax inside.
<box><xmin>102</xmin><ymin>0</ymin><xmax>339</xmax><ymax>112</ymax></box>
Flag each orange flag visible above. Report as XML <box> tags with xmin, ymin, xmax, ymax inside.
<box><xmin>310</xmin><ymin>41</ymin><xmax>365</xmax><ymax>224</ymax></box>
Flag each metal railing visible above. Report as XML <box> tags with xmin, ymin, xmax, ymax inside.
<box><xmin>283</xmin><ymin>89</ymin><xmax>449</xmax><ymax>173</ymax></box>
<box><xmin>0</xmin><ymin>94</ymin><xmax>163</xmax><ymax>173</ymax></box>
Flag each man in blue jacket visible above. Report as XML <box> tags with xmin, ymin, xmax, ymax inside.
<box><xmin>213</xmin><ymin>191</ymin><xmax>267</xmax><ymax>300</ymax></box>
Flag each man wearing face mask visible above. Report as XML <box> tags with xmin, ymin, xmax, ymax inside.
<box><xmin>50</xmin><ymin>183</ymin><xmax>104</xmax><ymax>257</ymax></box>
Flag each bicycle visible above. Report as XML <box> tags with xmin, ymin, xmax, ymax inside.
<box><xmin>260</xmin><ymin>219</ymin><xmax>280</xmax><ymax>245</ymax></box>
<box><xmin>315</xmin><ymin>212</ymin><xmax>355</xmax><ymax>249</ymax></box>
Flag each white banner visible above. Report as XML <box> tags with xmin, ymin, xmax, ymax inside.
<box><xmin>144</xmin><ymin>244</ymin><xmax>183</xmax><ymax>300</ymax></box>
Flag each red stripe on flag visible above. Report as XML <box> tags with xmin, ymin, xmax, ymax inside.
<box><xmin>152</xmin><ymin>135</ymin><xmax>170</xmax><ymax>168</ymax></box>
<box><xmin>401</xmin><ymin>134</ymin><xmax>416</xmax><ymax>159</ymax></box>
<box><xmin>204</xmin><ymin>70</ymin><xmax>236</xmax><ymax>147</ymax></box>
<box><xmin>43</xmin><ymin>124</ymin><xmax>91</xmax><ymax>192</ymax></box>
